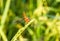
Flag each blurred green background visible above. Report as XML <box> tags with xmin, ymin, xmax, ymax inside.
<box><xmin>0</xmin><ymin>0</ymin><xmax>60</xmax><ymax>41</ymax></box>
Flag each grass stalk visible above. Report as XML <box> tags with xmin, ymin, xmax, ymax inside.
<box><xmin>1</xmin><ymin>0</ymin><xmax>11</xmax><ymax>29</ymax></box>
<box><xmin>0</xmin><ymin>29</ymin><xmax>7</xmax><ymax>41</ymax></box>
<box><xmin>0</xmin><ymin>0</ymin><xmax>11</xmax><ymax>41</ymax></box>
<box><xmin>11</xmin><ymin>19</ymin><xmax>35</xmax><ymax>41</ymax></box>
<box><xmin>0</xmin><ymin>0</ymin><xmax>4</xmax><ymax>13</ymax></box>
<box><xmin>37</xmin><ymin>0</ymin><xmax>43</xmax><ymax>8</ymax></box>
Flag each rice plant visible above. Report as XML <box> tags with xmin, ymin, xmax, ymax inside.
<box><xmin>0</xmin><ymin>0</ymin><xmax>60</xmax><ymax>41</ymax></box>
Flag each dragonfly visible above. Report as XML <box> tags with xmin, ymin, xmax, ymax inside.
<box><xmin>23</xmin><ymin>11</ymin><xmax>30</xmax><ymax>23</ymax></box>
<box><xmin>12</xmin><ymin>11</ymin><xmax>30</xmax><ymax>29</ymax></box>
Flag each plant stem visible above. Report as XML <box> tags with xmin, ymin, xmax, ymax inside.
<box><xmin>0</xmin><ymin>0</ymin><xmax>4</xmax><ymax>13</ymax></box>
<box><xmin>0</xmin><ymin>0</ymin><xmax>11</xmax><ymax>41</ymax></box>
<box><xmin>11</xmin><ymin>19</ymin><xmax>35</xmax><ymax>41</ymax></box>
<box><xmin>0</xmin><ymin>29</ymin><xmax>7</xmax><ymax>41</ymax></box>
<box><xmin>37</xmin><ymin>0</ymin><xmax>43</xmax><ymax>8</ymax></box>
<box><xmin>1</xmin><ymin>0</ymin><xmax>11</xmax><ymax>29</ymax></box>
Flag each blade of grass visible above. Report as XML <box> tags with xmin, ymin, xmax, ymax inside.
<box><xmin>11</xmin><ymin>19</ymin><xmax>35</xmax><ymax>41</ymax></box>
<box><xmin>0</xmin><ymin>29</ymin><xmax>7</xmax><ymax>41</ymax></box>
<box><xmin>1</xmin><ymin>0</ymin><xmax>11</xmax><ymax>29</ymax></box>
<box><xmin>27</xmin><ymin>28</ymin><xmax>37</xmax><ymax>41</ymax></box>
<box><xmin>0</xmin><ymin>0</ymin><xmax>4</xmax><ymax>13</ymax></box>
<box><xmin>0</xmin><ymin>0</ymin><xmax>11</xmax><ymax>41</ymax></box>
<box><xmin>44</xmin><ymin>7</ymin><xmax>60</xmax><ymax>12</ymax></box>
<box><xmin>37</xmin><ymin>0</ymin><xmax>43</xmax><ymax>8</ymax></box>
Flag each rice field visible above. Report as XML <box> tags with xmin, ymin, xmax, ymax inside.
<box><xmin>0</xmin><ymin>0</ymin><xmax>60</xmax><ymax>41</ymax></box>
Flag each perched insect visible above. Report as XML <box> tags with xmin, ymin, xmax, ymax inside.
<box><xmin>23</xmin><ymin>11</ymin><xmax>30</xmax><ymax>23</ymax></box>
